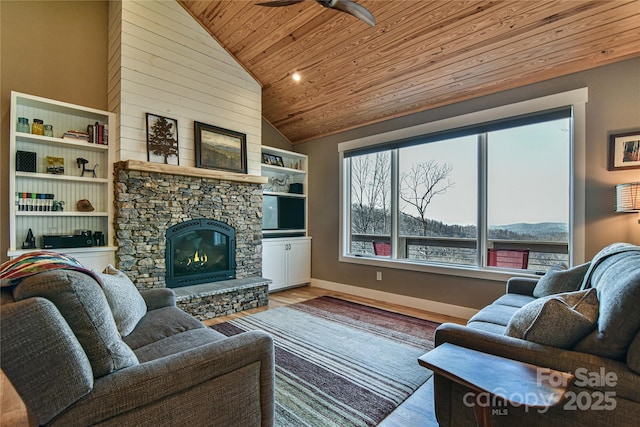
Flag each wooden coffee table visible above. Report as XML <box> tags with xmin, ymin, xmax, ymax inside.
<box><xmin>418</xmin><ymin>343</ymin><xmax>574</xmax><ymax>427</ymax></box>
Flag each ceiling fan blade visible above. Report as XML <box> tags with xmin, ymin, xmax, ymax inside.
<box><xmin>256</xmin><ymin>0</ymin><xmax>306</xmax><ymax>6</ymax></box>
<box><xmin>329</xmin><ymin>0</ymin><xmax>375</xmax><ymax>26</ymax></box>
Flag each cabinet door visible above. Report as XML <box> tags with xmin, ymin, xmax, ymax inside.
<box><xmin>262</xmin><ymin>240</ymin><xmax>288</xmax><ymax>291</ymax></box>
<box><xmin>288</xmin><ymin>238</ymin><xmax>311</xmax><ymax>286</ymax></box>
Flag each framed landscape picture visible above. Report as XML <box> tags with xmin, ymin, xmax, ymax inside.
<box><xmin>146</xmin><ymin>113</ymin><xmax>179</xmax><ymax>165</ymax></box>
<box><xmin>194</xmin><ymin>121</ymin><xmax>247</xmax><ymax>173</ymax></box>
<box><xmin>609</xmin><ymin>131</ymin><xmax>640</xmax><ymax>170</ymax></box>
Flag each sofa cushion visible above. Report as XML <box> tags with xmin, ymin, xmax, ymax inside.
<box><xmin>505</xmin><ymin>288</ymin><xmax>599</xmax><ymax>348</ymax></box>
<box><xmin>573</xmin><ymin>248</ymin><xmax>640</xmax><ymax>360</ymax></box>
<box><xmin>123</xmin><ymin>306</ymin><xmax>206</xmax><ymax>350</ymax></box>
<box><xmin>493</xmin><ymin>293</ymin><xmax>537</xmax><ymax>308</ymax></box>
<box><xmin>468</xmin><ymin>304</ymin><xmax>520</xmax><ymax>327</ymax></box>
<box><xmin>13</xmin><ymin>270</ymin><xmax>138</xmax><ymax>378</ymax></box>
<box><xmin>133</xmin><ymin>328</ymin><xmax>227</xmax><ymax>363</ymax></box>
<box><xmin>532</xmin><ymin>262</ymin><xmax>590</xmax><ymax>298</ymax></box>
<box><xmin>98</xmin><ymin>265</ymin><xmax>147</xmax><ymax>337</ymax></box>
<box><xmin>466</xmin><ymin>321</ymin><xmax>507</xmax><ymax>335</ymax></box>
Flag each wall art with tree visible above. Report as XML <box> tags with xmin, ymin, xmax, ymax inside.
<box><xmin>146</xmin><ymin>113</ymin><xmax>179</xmax><ymax>165</ymax></box>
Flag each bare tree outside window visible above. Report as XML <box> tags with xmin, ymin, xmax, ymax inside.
<box><xmin>400</xmin><ymin>160</ymin><xmax>454</xmax><ymax>236</ymax></box>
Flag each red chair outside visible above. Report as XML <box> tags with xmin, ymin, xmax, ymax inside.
<box><xmin>373</xmin><ymin>241</ymin><xmax>391</xmax><ymax>256</ymax></box>
<box><xmin>487</xmin><ymin>249</ymin><xmax>529</xmax><ymax>269</ymax></box>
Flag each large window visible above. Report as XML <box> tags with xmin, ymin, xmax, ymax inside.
<box><xmin>340</xmin><ymin>90</ymin><xmax>587</xmax><ymax>277</ymax></box>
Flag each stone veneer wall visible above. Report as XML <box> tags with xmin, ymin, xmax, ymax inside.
<box><xmin>113</xmin><ymin>163</ymin><xmax>263</xmax><ymax>288</ymax></box>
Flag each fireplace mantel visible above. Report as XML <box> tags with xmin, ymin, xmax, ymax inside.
<box><xmin>116</xmin><ymin>160</ymin><xmax>268</xmax><ymax>185</ymax></box>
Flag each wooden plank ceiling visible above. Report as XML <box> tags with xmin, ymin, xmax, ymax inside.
<box><xmin>179</xmin><ymin>0</ymin><xmax>640</xmax><ymax>144</ymax></box>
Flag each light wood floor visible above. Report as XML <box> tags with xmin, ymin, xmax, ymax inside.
<box><xmin>1</xmin><ymin>285</ymin><xmax>465</xmax><ymax>426</ymax></box>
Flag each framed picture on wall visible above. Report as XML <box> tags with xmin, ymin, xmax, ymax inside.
<box><xmin>146</xmin><ymin>113</ymin><xmax>179</xmax><ymax>165</ymax></box>
<box><xmin>194</xmin><ymin>121</ymin><xmax>247</xmax><ymax>173</ymax></box>
<box><xmin>609</xmin><ymin>131</ymin><xmax>640</xmax><ymax>170</ymax></box>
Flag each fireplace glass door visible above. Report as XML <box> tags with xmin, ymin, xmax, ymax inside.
<box><xmin>166</xmin><ymin>219</ymin><xmax>235</xmax><ymax>288</ymax></box>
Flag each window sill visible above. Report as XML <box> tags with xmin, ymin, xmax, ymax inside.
<box><xmin>339</xmin><ymin>254</ymin><xmax>541</xmax><ymax>282</ymax></box>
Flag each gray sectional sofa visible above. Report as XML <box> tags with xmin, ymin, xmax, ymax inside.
<box><xmin>1</xmin><ymin>260</ymin><xmax>274</xmax><ymax>426</ymax></box>
<box><xmin>433</xmin><ymin>242</ymin><xmax>640</xmax><ymax>426</ymax></box>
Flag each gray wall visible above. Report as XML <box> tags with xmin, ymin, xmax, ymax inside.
<box><xmin>297</xmin><ymin>58</ymin><xmax>640</xmax><ymax>310</ymax></box>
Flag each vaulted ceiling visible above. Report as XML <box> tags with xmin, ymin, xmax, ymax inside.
<box><xmin>179</xmin><ymin>0</ymin><xmax>640</xmax><ymax>144</ymax></box>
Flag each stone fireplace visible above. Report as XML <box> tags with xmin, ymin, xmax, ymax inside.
<box><xmin>113</xmin><ymin>161</ymin><xmax>270</xmax><ymax>319</ymax></box>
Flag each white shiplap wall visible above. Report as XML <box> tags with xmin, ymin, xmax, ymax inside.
<box><xmin>108</xmin><ymin>0</ymin><xmax>262</xmax><ymax>176</ymax></box>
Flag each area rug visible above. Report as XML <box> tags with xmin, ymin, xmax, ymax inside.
<box><xmin>211</xmin><ymin>296</ymin><xmax>439</xmax><ymax>426</ymax></box>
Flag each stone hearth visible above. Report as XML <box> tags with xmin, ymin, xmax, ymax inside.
<box><xmin>113</xmin><ymin>161</ymin><xmax>269</xmax><ymax>318</ymax></box>
<box><xmin>174</xmin><ymin>277</ymin><xmax>270</xmax><ymax>320</ymax></box>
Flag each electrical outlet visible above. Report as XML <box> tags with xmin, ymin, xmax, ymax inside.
<box><xmin>376</xmin><ymin>271</ymin><xmax>382</xmax><ymax>281</ymax></box>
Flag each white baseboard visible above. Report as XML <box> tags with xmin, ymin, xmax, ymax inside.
<box><xmin>310</xmin><ymin>279</ymin><xmax>478</xmax><ymax>321</ymax></box>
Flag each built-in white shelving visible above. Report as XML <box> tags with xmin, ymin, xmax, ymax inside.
<box><xmin>8</xmin><ymin>91</ymin><xmax>116</xmax><ymax>270</ymax></box>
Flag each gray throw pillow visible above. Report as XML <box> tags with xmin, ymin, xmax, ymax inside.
<box><xmin>533</xmin><ymin>262</ymin><xmax>591</xmax><ymax>298</ymax></box>
<box><xmin>99</xmin><ymin>264</ymin><xmax>147</xmax><ymax>336</ymax></box>
<box><xmin>505</xmin><ymin>288</ymin><xmax>599</xmax><ymax>348</ymax></box>
<box><xmin>13</xmin><ymin>270</ymin><xmax>138</xmax><ymax>378</ymax></box>
<box><xmin>573</xmin><ymin>250</ymin><xmax>640</xmax><ymax>360</ymax></box>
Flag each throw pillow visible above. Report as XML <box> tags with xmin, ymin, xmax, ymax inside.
<box><xmin>573</xmin><ymin>249</ymin><xmax>640</xmax><ymax>360</ymax></box>
<box><xmin>505</xmin><ymin>288</ymin><xmax>599</xmax><ymax>348</ymax></box>
<box><xmin>13</xmin><ymin>270</ymin><xmax>138</xmax><ymax>378</ymax></box>
<box><xmin>533</xmin><ymin>262</ymin><xmax>591</xmax><ymax>298</ymax></box>
<box><xmin>99</xmin><ymin>265</ymin><xmax>147</xmax><ymax>337</ymax></box>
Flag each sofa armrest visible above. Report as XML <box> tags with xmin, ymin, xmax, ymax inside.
<box><xmin>139</xmin><ymin>288</ymin><xmax>176</xmax><ymax>310</ymax></box>
<box><xmin>505</xmin><ymin>277</ymin><xmax>538</xmax><ymax>295</ymax></box>
<box><xmin>435</xmin><ymin>323</ymin><xmax>639</xmax><ymax>402</ymax></box>
<box><xmin>52</xmin><ymin>330</ymin><xmax>275</xmax><ymax>426</ymax></box>
<box><xmin>1</xmin><ymin>298</ymin><xmax>94</xmax><ymax>426</ymax></box>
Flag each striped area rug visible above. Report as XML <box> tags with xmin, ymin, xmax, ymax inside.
<box><xmin>211</xmin><ymin>296</ymin><xmax>439</xmax><ymax>426</ymax></box>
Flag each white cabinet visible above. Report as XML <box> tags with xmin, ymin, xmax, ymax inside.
<box><xmin>262</xmin><ymin>237</ymin><xmax>311</xmax><ymax>292</ymax></box>
<box><xmin>8</xmin><ymin>91</ymin><xmax>116</xmax><ymax>268</ymax></box>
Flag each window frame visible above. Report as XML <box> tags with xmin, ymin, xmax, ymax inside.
<box><xmin>338</xmin><ymin>88</ymin><xmax>587</xmax><ymax>281</ymax></box>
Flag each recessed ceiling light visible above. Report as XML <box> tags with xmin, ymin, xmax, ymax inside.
<box><xmin>292</xmin><ymin>72</ymin><xmax>301</xmax><ymax>82</ymax></box>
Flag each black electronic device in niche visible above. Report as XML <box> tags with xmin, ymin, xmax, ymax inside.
<box><xmin>42</xmin><ymin>230</ymin><xmax>105</xmax><ymax>249</ymax></box>
<box><xmin>262</xmin><ymin>195</ymin><xmax>305</xmax><ymax>234</ymax></box>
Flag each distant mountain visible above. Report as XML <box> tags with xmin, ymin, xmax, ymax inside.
<box><xmin>490</xmin><ymin>222</ymin><xmax>568</xmax><ymax>235</ymax></box>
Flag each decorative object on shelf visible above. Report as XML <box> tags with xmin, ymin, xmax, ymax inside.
<box><xmin>76</xmin><ymin>157</ymin><xmax>98</xmax><ymax>178</ymax></box>
<box><xmin>76</xmin><ymin>199</ymin><xmax>95</xmax><ymax>212</ymax></box>
<box><xmin>609</xmin><ymin>130</ymin><xmax>640</xmax><ymax>170</ymax></box>
<box><xmin>274</xmin><ymin>155</ymin><xmax>285</xmax><ymax>167</ymax></box>
<box><xmin>31</xmin><ymin>119</ymin><xmax>44</xmax><ymax>135</ymax></box>
<box><xmin>43</xmin><ymin>124</ymin><xmax>53</xmax><ymax>137</ymax></box>
<box><xmin>22</xmin><ymin>229</ymin><xmax>36</xmax><ymax>249</ymax></box>
<box><xmin>17</xmin><ymin>117</ymin><xmax>30</xmax><ymax>133</ymax></box>
<box><xmin>271</xmin><ymin>174</ymin><xmax>290</xmax><ymax>193</ymax></box>
<box><xmin>194</xmin><ymin>121</ymin><xmax>247</xmax><ymax>173</ymax></box>
<box><xmin>615</xmin><ymin>182</ymin><xmax>640</xmax><ymax>213</ymax></box>
<box><xmin>262</xmin><ymin>153</ymin><xmax>272</xmax><ymax>164</ymax></box>
<box><xmin>16</xmin><ymin>150</ymin><xmax>36</xmax><ymax>173</ymax></box>
<box><xmin>146</xmin><ymin>113</ymin><xmax>179</xmax><ymax>165</ymax></box>
<box><xmin>17</xmin><ymin>193</ymin><xmax>55</xmax><ymax>211</ymax></box>
<box><xmin>93</xmin><ymin>231</ymin><xmax>105</xmax><ymax>246</ymax></box>
<box><xmin>52</xmin><ymin>200</ymin><xmax>65</xmax><ymax>211</ymax></box>
<box><xmin>46</xmin><ymin>156</ymin><xmax>64</xmax><ymax>174</ymax></box>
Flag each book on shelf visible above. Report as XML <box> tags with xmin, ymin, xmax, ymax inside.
<box><xmin>16</xmin><ymin>192</ymin><xmax>54</xmax><ymax>211</ymax></box>
<box><xmin>62</xmin><ymin>130</ymin><xmax>90</xmax><ymax>142</ymax></box>
<box><xmin>87</xmin><ymin>122</ymin><xmax>108</xmax><ymax>145</ymax></box>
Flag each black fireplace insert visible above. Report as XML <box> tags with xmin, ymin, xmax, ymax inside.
<box><xmin>165</xmin><ymin>219</ymin><xmax>235</xmax><ymax>288</ymax></box>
